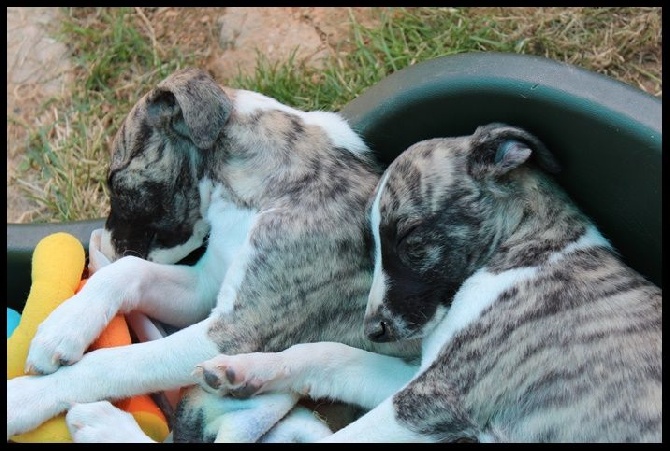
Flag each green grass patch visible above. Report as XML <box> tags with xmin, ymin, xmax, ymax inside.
<box><xmin>10</xmin><ymin>7</ymin><xmax>661</xmax><ymax>223</ymax></box>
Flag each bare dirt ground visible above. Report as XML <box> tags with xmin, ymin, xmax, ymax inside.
<box><xmin>7</xmin><ymin>7</ymin><xmax>74</xmax><ymax>223</ymax></box>
<box><xmin>6</xmin><ymin>7</ymin><xmax>382</xmax><ymax>223</ymax></box>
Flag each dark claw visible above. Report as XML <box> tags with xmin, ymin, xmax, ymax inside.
<box><xmin>203</xmin><ymin>369</ymin><xmax>221</xmax><ymax>390</ymax></box>
<box><xmin>229</xmin><ymin>381</ymin><xmax>261</xmax><ymax>399</ymax></box>
<box><xmin>225</xmin><ymin>367</ymin><xmax>236</xmax><ymax>384</ymax></box>
<box><xmin>58</xmin><ymin>357</ymin><xmax>72</xmax><ymax>367</ymax></box>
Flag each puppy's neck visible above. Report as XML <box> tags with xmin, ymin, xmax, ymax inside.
<box><xmin>482</xmin><ymin>171</ymin><xmax>599</xmax><ymax>273</ymax></box>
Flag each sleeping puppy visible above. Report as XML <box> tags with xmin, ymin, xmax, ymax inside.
<box><xmin>192</xmin><ymin>124</ymin><xmax>662</xmax><ymax>443</ymax></box>
<box><xmin>6</xmin><ymin>68</ymin><xmax>420</xmax><ymax>442</ymax></box>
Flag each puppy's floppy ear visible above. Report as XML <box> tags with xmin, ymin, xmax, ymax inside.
<box><xmin>146</xmin><ymin>68</ymin><xmax>232</xmax><ymax>149</ymax></box>
<box><xmin>473</xmin><ymin>123</ymin><xmax>561</xmax><ymax>176</ymax></box>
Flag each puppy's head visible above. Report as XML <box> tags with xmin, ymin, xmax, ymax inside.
<box><xmin>101</xmin><ymin>68</ymin><xmax>231</xmax><ymax>263</ymax></box>
<box><xmin>100</xmin><ymin>68</ymin><xmax>371</xmax><ymax>263</ymax></box>
<box><xmin>365</xmin><ymin>123</ymin><xmax>559</xmax><ymax>342</ymax></box>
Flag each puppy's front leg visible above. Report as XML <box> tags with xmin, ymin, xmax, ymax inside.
<box><xmin>25</xmin><ymin>257</ymin><xmax>218</xmax><ymax>375</ymax></box>
<box><xmin>7</xmin><ymin>317</ymin><xmax>219</xmax><ymax>439</ymax></box>
<box><xmin>194</xmin><ymin>342</ymin><xmax>418</xmax><ymax>410</ymax></box>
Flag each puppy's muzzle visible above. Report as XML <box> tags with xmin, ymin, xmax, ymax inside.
<box><xmin>364</xmin><ymin>313</ymin><xmax>396</xmax><ymax>342</ymax></box>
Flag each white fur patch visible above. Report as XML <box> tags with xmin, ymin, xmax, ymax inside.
<box><xmin>208</xmin><ymin>393</ymin><xmax>299</xmax><ymax>443</ymax></box>
<box><xmin>98</xmin><ymin>228</ymin><xmax>115</xmax><ymax>262</ymax></box>
<box><xmin>367</xmin><ymin>170</ymin><xmax>393</xmax><ymax>314</ymax></box>
<box><xmin>213</xmin><ymin>239</ymin><xmax>254</xmax><ymax>315</ymax></box>
<box><xmin>199</xmin><ymin>184</ymin><xmax>259</xmax><ymax>314</ymax></box>
<box><xmin>88</xmin><ymin>228</ymin><xmax>112</xmax><ymax>273</ymax></box>
<box><xmin>233</xmin><ymin>89</ymin><xmax>370</xmax><ymax>156</ymax></box>
<box><xmin>421</xmin><ymin>266</ymin><xmax>538</xmax><ymax>369</ymax></box>
<box><xmin>260</xmin><ymin>406</ymin><xmax>333</xmax><ymax>443</ymax></box>
<box><xmin>421</xmin><ymin>225</ymin><xmax>612</xmax><ymax>368</ymax></box>
<box><xmin>66</xmin><ymin>401</ymin><xmax>156</xmax><ymax>443</ymax></box>
<box><xmin>300</xmin><ymin>111</ymin><xmax>370</xmax><ymax>156</ymax></box>
<box><xmin>203</xmin><ymin>185</ymin><xmax>258</xmax><ymax>259</ymax></box>
<box><xmin>547</xmin><ymin>224</ymin><xmax>612</xmax><ymax>264</ymax></box>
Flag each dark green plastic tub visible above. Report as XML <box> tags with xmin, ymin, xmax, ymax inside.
<box><xmin>7</xmin><ymin>52</ymin><xmax>662</xmax><ymax>314</ymax></box>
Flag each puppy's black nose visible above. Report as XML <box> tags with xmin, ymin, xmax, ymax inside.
<box><xmin>365</xmin><ymin>317</ymin><xmax>393</xmax><ymax>342</ymax></box>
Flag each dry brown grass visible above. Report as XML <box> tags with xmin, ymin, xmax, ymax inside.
<box><xmin>473</xmin><ymin>7</ymin><xmax>662</xmax><ymax>96</ymax></box>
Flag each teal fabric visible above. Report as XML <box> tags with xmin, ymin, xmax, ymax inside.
<box><xmin>7</xmin><ymin>308</ymin><xmax>21</xmax><ymax>338</ymax></box>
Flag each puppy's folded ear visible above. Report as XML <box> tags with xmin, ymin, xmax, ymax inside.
<box><xmin>494</xmin><ymin>140</ymin><xmax>532</xmax><ymax>174</ymax></box>
<box><xmin>473</xmin><ymin>123</ymin><xmax>561</xmax><ymax>176</ymax></box>
<box><xmin>147</xmin><ymin>68</ymin><xmax>232</xmax><ymax>149</ymax></box>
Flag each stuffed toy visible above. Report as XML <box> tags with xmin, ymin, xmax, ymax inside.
<box><xmin>7</xmin><ymin>232</ymin><xmax>170</xmax><ymax>443</ymax></box>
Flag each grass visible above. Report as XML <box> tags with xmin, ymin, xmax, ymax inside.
<box><xmin>11</xmin><ymin>7</ymin><xmax>194</xmax><ymax>222</ymax></box>
<box><xmin>8</xmin><ymin>7</ymin><xmax>662</xmax><ymax>223</ymax></box>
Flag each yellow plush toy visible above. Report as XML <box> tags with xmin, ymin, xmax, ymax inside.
<box><xmin>7</xmin><ymin>232</ymin><xmax>170</xmax><ymax>442</ymax></box>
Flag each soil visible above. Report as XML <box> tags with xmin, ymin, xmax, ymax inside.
<box><xmin>6</xmin><ymin>7</ymin><xmax>383</xmax><ymax>223</ymax></box>
<box><xmin>7</xmin><ymin>7</ymin><xmax>74</xmax><ymax>223</ymax></box>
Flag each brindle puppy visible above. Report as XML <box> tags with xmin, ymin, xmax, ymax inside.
<box><xmin>195</xmin><ymin>124</ymin><xmax>662</xmax><ymax>443</ymax></box>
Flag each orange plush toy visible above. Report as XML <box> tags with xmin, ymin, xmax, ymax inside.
<box><xmin>7</xmin><ymin>232</ymin><xmax>170</xmax><ymax>442</ymax></box>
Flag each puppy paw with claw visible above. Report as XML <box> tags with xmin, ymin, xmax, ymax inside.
<box><xmin>192</xmin><ymin>353</ymin><xmax>289</xmax><ymax>398</ymax></box>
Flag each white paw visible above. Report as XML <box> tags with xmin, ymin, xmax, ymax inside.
<box><xmin>7</xmin><ymin>375</ymin><xmax>66</xmax><ymax>439</ymax></box>
<box><xmin>25</xmin><ymin>288</ymin><xmax>110</xmax><ymax>375</ymax></box>
<box><xmin>192</xmin><ymin>353</ymin><xmax>285</xmax><ymax>398</ymax></box>
<box><xmin>66</xmin><ymin>401</ymin><xmax>155</xmax><ymax>443</ymax></box>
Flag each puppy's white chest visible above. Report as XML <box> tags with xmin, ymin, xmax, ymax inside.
<box><xmin>205</xmin><ymin>196</ymin><xmax>259</xmax><ymax>265</ymax></box>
